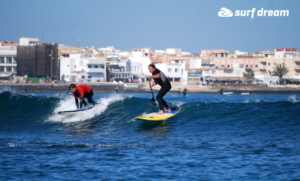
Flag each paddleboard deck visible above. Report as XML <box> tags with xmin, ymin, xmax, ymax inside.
<box><xmin>58</xmin><ymin>107</ymin><xmax>93</xmax><ymax>115</ymax></box>
<box><xmin>134</xmin><ymin>107</ymin><xmax>180</xmax><ymax>121</ymax></box>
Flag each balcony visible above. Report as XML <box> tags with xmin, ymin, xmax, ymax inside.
<box><xmin>292</xmin><ymin>56</ymin><xmax>300</xmax><ymax>61</ymax></box>
<box><xmin>86</xmin><ymin>68</ymin><xmax>105</xmax><ymax>73</ymax></box>
<box><xmin>294</xmin><ymin>65</ymin><xmax>300</xmax><ymax>71</ymax></box>
<box><xmin>259</xmin><ymin>65</ymin><xmax>266</xmax><ymax>72</ymax></box>
<box><xmin>259</xmin><ymin>65</ymin><xmax>266</xmax><ymax>68</ymax></box>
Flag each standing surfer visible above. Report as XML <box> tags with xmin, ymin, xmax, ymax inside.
<box><xmin>183</xmin><ymin>87</ymin><xmax>189</xmax><ymax>98</ymax></box>
<box><xmin>146</xmin><ymin>64</ymin><xmax>172</xmax><ymax>115</ymax></box>
<box><xmin>69</xmin><ymin>84</ymin><xmax>95</xmax><ymax>109</ymax></box>
<box><xmin>220</xmin><ymin>87</ymin><xmax>223</xmax><ymax>95</ymax></box>
<box><xmin>115</xmin><ymin>86</ymin><xmax>119</xmax><ymax>94</ymax></box>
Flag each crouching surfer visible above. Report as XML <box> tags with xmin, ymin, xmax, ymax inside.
<box><xmin>69</xmin><ymin>84</ymin><xmax>95</xmax><ymax>109</ymax></box>
<box><xmin>146</xmin><ymin>64</ymin><xmax>172</xmax><ymax>115</ymax></box>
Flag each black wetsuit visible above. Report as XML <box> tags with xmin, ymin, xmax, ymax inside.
<box><xmin>75</xmin><ymin>91</ymin><xmax>94</xmax><ymax>108</ymax></box>
<box><xmin>152</xmin><ymin>68</ymin><xmax>172</xmax><ymax>111</ymax></box>
<box><xmin>183</xmin><ymin>88</ymin><xmax>188</xmax><ymax>98</ymax></box>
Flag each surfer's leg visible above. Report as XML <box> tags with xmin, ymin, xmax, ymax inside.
<box><xmin>156</xmin><ymin>83</ymin><xmax>171</xmax><ymax>111</ymax></box>
<box><xmin>87</xmin><ymin>97</ymin><xmax>94</xmax><ymax>105</ymax></box>
<box><xmin>84</xmin><ymin>91</ymin><xmax>95</xmax><ymax>105</ymax></box>
<box><xmin>79</xmin><ymin>98</ymin><xmax>87</xmax><ymax>108</ymax></box>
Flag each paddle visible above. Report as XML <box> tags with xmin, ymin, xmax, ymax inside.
<box><xmin>149</xmin><ymin>80</ymin><xmax>156</xmax><ymax>105</ymax></box>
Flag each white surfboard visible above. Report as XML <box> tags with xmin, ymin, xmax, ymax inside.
<box><xmin>58</xmin><ymin>107</ymin><xmax>93</xmax><ymax>115</ymax></box>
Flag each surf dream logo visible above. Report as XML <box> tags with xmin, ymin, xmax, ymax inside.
<box><xmin>218</xmin><ymin>7</ymin><xmax>289</xmax><ymax>19</ymax></box>
<box><xmin>218</xmin><ymin>7</ymin><xmax>233</xmax><ymax>17</ymax></box>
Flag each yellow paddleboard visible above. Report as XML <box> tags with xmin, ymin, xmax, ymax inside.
<box><xmin>134</xmin><ymin>107</ymin><xmax>180</xmax><ymax>121</ymax></box>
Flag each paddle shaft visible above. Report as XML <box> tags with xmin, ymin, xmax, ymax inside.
<box><xmin>149</xmin><ymin>80</ymin><xmax>155</xmax><ymax>98</ymax></box>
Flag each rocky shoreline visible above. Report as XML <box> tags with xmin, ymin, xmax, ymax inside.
<box><xmin>0</xmin><ymin>83</ymin><xmax>300</xmax><ymax>94</ymax></box>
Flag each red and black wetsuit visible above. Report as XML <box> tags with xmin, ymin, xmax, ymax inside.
<box><xmin>73</xmin><ymin>85</ymin><xmax>95</xmax><ymax>108</ymax></box>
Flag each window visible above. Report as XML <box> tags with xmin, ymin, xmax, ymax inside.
<box><xmin>174</xmin><ymin>78</ymin><xmax>181</xmax><ymax>82</ymax></box>
<box><xmin>268</xmin><ymin>63</ymin><xmax>270</xmax><ymax>66</ymax></box>
<box><xmin>175</xmin><ymin>68</ymin><xmax>178</xmax><ymax>73</ymax></box>
<box><xmin>67</xmin><ymin>65</ymin><xmax>69</xmax><ymax>67</ymax></box>
<box><xmin>250</xmin><ymin>65</ymin><xmax>253</xmax><ymax>68</ymax></box>
<box><xmin>0</xmin><ymin>57</ymin><xmax>4</xmax><ymax>63</ymax></box>
<box><xmin>212</xmin><ymin>70</ymin><xmax>216</xmax><ymax>74</ymax></box>
<box><xmin>256</xmin><ymin>65</ymin><xmax>258</xmax><ymax>68</ymax></box>
<box><xmin>95</xmin><ymin>65</ymin><xmax>98</xmax><ymax>68</ymax></box>
<box><xmin>88</xmin><ymin>65</ymin><xmax>92</xmax><ymax>68</ymax></box>
<box><xmin>224</xmin><ymin>70</ymin><xmax>233</xmax><ymax>74</ymax></box>
<box><xmin>240</xmin><ymin>64</ymin><xmax>244</xmax><ymax>68</ymax></box>
<box><xmin>100</xmin><ymin>64</ymin><xmax>104</xmax><ymax>69</ymax></box>
<box><xmin>168</xmin><ymin>68</ymin><xmax>171</xmax><ymax>73</ymax></box>
<box><xmin>246</xmin><ymin>65</ymin><xmax>248</xmax><ymax>68</ymax></box>
<box><xmin>7</xmin><ymin>57</ymin><xmax>12</xmax><ymax>64</ymax></box>
<box><xmin>227</xmin><ymin>65</ymin><xmax>230</xmax><ymax>68</ymax></box>
<box><xmin>6</xmin><ymin>66</ymin><xmax>12</xmax><ymax>72</ymax></box>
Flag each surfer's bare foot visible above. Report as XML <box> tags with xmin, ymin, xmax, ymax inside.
<box><xmin>165</xmin><ymin>108</ymin><xmax>171</xmax><ymax>112</ymax></box>
<box><xmin>156</xmin><ymin>110</ymin><xmax>164</xmax><ymax>115</ymax></box>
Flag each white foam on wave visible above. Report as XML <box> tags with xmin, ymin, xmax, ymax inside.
<box><xmin>0</xmin><ymin>86</ymin><xmax>15</xmax><ymax>93</ymax></box>
<box><xmin>170</xmin><ymin>101</ymin><xmax>185</xmax><ymax>107</ymax></box>
<box><xmin>288</xmin><ymin>95</ymin><xmax>298</xmax><ymax>103</ymax></box>
<box><xmin>47</xmin><ymin>94</ymin><xmax>124</xmax><ymax>123</ymax></box>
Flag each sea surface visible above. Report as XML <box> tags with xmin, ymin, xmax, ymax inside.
<box><xmin>0</xmin><ymin>89</ymin><xmax>300</xmax><ymax>180</ymax></box>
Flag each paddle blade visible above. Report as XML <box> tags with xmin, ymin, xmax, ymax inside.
<box><xmin>151</xmin><ymin>98</ymin><xmax>156</xmax><ymax>105</ymax></box>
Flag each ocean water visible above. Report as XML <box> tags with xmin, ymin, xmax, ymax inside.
<box><xmin>0</xmin><ymin>90</ymin><xmax>300</xmax><ymax>180</ymax></box>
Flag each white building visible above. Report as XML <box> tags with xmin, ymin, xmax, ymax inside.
<box><xmin>155</xmin><ymin>60</ymin><xmax>187</xmax><ymax>85</ymax></box>
<box><xmin>274</xmin><ymin>48</ymin><xmax>298</xmax><ymax>58</ymax></box>
<box><xmin>127</xmin><ymin>50</ymin><xmax>152</xmax><ymax>78</ymax></box>
<box><xmin>255</xmin><ymin>74</ymin><xmax>279</xmax><ymax>84</ymax></box>
<box><xmin>186</xmin><ymin>59</ymin><xmax>246</xmax><ymax>85</ymax></box>
<box><xmin>0</xmin><ymin>45</ymin><xmax>17</xmax><ymax>77</ymax></box>
<box><xmin>202</xmin><ymin>63</ymin><xmax>245</xmax><ymax>82</ymax></box>
<box><xmin>166</xmin><ymin>48</ymin><xmax>181</xmax><ymax>56</ymax></box>
<box><xmin>60</xmin><ymin>54</ymin><xmax>106</xmax><ymax>82</ymax></box>
<box><xmin>19</xmin><ymin>37</ymin><xmax>39</xmax><ymax>46</ymax></box>
<box><xmin>233</xmin><ymin>50</ymin><xmax>248</xmax><ymax>57</ymax></box>
<box><xmin>99</xmin><ymin>46</ymin><xmax>120</xmax><ymax>58</ymax></box>
<box><xmin>186</xmin><ymin>58</ymin><xmax>207</xmax><ymax>85</ymax></box>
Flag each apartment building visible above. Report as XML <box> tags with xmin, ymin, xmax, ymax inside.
<box><xmin>0</xmin><ymin>42</ymin><xmax>18</xmax><ymax>80</ymax></box>
<box><xmin>59</xmin><ymin>54</ymin><xmax>106</xmax><ymax>82</ymax></box>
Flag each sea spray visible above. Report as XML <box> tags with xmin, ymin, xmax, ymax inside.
<box><xmin>47</xmin><ymin>93</ymin><xmax>124</xmax><ymax>123</ymax></box>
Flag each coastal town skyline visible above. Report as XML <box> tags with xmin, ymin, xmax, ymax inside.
<box><xmin>1</xmin><ymin>0</ymin><xmax>299</xmax><ymax>54</ymax></box>
<box><xmin>1</xmin><ymin>37</ymin><xmax>300</xmax><ymax>87</ymax></box>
